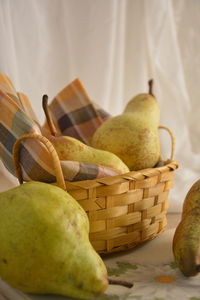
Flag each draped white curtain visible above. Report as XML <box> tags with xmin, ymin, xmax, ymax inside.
<box><xmin>0</xmin><ymin>0</ymin><xmax>200</xmax><ymax>212</ymax></box>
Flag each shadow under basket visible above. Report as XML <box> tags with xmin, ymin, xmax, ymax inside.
<box><xmin>13</xmin><ymin>131</ymin><xmax>179</xmax><ymax>254</ymax></box>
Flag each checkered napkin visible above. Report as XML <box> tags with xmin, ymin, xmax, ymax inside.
<box><xmin>0</xmin><ymin>74</ymin><xmax>121</xmax><ymax>183</ymax></box>
<box><xmin>42</xmin><ymin>78</ymin><xmax>110</xmax><ymax>144</ymax></box>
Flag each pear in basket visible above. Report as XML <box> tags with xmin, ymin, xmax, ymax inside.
<box><xmin>0</xmin><ymin>182</ymin><xmax>108</xmax><ymax>299</ymax></box>
<box><xmin>91</xmin><ymin>80</ymin><xmax>160</xmax><ymax>171</ymax></box>
<box><xmin>173</xmin><ymin>179</ymin><xmax>200</xmax><ymax>276</ymax></box>
<box><xmin>42</xmin><ymin>95</ymin><xmax>129</xmax><ymax>174</ymax></box>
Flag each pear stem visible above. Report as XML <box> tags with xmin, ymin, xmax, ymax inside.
<box><xmin>108</xmin><ymin>278</ymin><xmax>133</xmax><ymax>288</ymax></box>
<box><xmin>148</xmin><ymin>79</ymin><xmax>154</xmax><ymax>96</ymax></box>
<box><xmin>42</xmin><ymin>95</ymin><xmax>57</xmax><ymax>136</ymax></box>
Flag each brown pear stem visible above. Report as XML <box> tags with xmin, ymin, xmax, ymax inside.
<box><xmin>148</xmin><ymin>79</ymin><xmax>154</xmax><ymax>96</ymax></box>
<box><xmin>108</xmin><ymin>278</ymin><xmax>133</xmax><ymax>288</ymax></box>
<box><xmin>42</xmin><ymin>95</ymin><xmax>57</xmax><ymax>136</ymax></box>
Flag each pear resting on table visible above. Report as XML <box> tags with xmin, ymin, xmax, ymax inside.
<box><xmin>42</xmin><ymin>95</ymin><xmax>129</xmax><ymax>174</ymax></box>
<box><xmin>0</xmin><ymin>182</ymin><xmax>108</xmax><ymax>299</ymax></box>
<box><xmin>91</xmin><ymin>80</ymin><xmax>160</xmax><ymax>171</ymax></box>
<box><xmin>173</xmin><ymin>179</ymin><xmax>200</xmax><ymax>277</ymax></box>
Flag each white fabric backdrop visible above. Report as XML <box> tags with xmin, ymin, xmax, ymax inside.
<box><xmin>0</xmin><ymin>0</ymin><xmax>200</xmax><ymax>212</ymax></box>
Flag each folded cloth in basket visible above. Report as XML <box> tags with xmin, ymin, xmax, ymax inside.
<box><xmin>42</xmin><ymin>78</ymin><xmax>110</xmax><ymax>145</ymax></box>
<box><xmin>0</xmin><ymin>74</ymin><xmax>122</xmax><ymax>182</ymax></box>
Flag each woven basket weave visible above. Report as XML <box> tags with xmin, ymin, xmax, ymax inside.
<box><xmin>13</xmin><ymin>128</ymin><xmax>178</xmax><ymax>254</ymax></box>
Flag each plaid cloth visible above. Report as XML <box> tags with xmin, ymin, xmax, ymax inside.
<box><xmin>42</xmin><ymin>78</ymin><xmax>110</xmax><ymax>145</ymax></box>
<box><xmin>0</xmin><ymin>74</ymin><xmax>121</xmax><ymax>183</ymax></box>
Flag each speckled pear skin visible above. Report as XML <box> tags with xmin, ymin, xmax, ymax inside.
<box><xmin>47</xmin><ymin>135</ymin><xmax>129</xmax><ymax>174</ymax></box>
<box><xmin>0</xmin><ymin>182</ymin><xmax>108</xmax><ymax>299</ymax></box>
<box><xmin>91</xmin><ymin>93</ymin><xmax>160</xmax><ymax>171</ymax></box>
<box><xmin>181</xmin><ymin>179</ymin><xmax>200</xmax><ymax>218</ymax></box>
<box><xmin>173</xmin><ymin>180</ymin><xmax>200</xmax><ymax>277</ymax></box>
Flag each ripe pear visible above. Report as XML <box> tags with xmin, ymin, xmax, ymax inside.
<box><xmin>42</xmin><ymin>95</ymin><xmax>129</xmax><ymax>174</ymax></box>
<box><xmin>123</xmin><ymin>80</ymin><xmax>160</xmax><ymax>123</ymax></box>
<box><xmin>0</xmin><ymin>182</ymin><xmax>108</xmax><ymax>299</ymax></box>
<box><xmin>181</xmin><ymin>179</ymin><xmax>200</xmax><ymax>218</ymax></box>
<box><xmin>91</xmin><ymin>80</ymin><xmax>160</xmax><ymax>171</ymax></box>
<box><xmin>173</xmin><ymin>179</ymin><xmax>200</xmax><ymax>276</ymax></box>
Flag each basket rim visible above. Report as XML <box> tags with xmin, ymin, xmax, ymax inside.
<box><xmin>13</xmin><ymin>132</ymin><xmax>178</xmax><ymax>190</ymax></box>
<box><xmin>64</xmin><ymin>159</ymin><xmax>179</xmax><ymax>189</ymax></box>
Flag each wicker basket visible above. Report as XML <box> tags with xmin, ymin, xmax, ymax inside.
<box><xmin>13</xmin><ymin>127</ymin><xmax>178</xmax><ymax>254</ymax></box>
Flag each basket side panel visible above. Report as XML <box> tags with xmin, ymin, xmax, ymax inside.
<box><xmin>66</xmin><ymin>166</ymin><xmax>176</xmax><ymax>254</ymax></box>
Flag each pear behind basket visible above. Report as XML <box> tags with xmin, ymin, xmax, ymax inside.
<box><xmin>13</xmin><ymin>129</ymin><xmax>178</xmax><ymax>254</ymax></box>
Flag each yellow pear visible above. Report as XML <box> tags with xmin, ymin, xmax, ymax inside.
<box><xmin>91</xmin><ymin>80</ymin><xmax>160</xmax><ymax>171</ymax></box>
<box><xmin>173</xmin><ymin>179</ymin><xmax>200</xmax><ymax>276</ymax></box>
<box><xmin>0</xmin><ymin>182</ymin><xmax>108</xmax><ymax>299</ymax></box>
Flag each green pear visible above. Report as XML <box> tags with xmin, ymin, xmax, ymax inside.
<box><xmin>173</xmin><ymin>179</ymin><xmax>200</xmax><ymax>276</ymax></box>
<box><xmin>0</xmin><ymin>182</ymin><xmax>108</xmax><ymax>299</ymax></box>
<box><xmin>91</xmin><ymin>80</ymin><xmax>160</xmax><ymax>171</ymax></box>
<box><xmin>123</xmin><ymin>80</ymin><xmax>160</xmax><ymax>123</ymax></box>
<box><xmin>47</xmin><ymin>134</ymin><xmax>129</xmax><ymax>174</ymax></box>
<box><xmin>181</xmin><ymin>179</ymin><xmax>200</xmax><ymax>218</ymax></box>
<box><xmin>42</xmin><ymin>95</ymin><xmax>129</xmax><ymax>174</ymax></box>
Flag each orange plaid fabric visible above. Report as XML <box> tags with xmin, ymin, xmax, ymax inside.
<box><xmin>0</xmin><ymin>74</ymin><xmax>120</xmax><ymax>182</ymax></box>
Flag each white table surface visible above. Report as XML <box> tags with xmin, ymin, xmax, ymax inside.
<box><xmin>1</xmin><ymin>170</ymin><xmax>200</xmax><ymax>300</ymax></box>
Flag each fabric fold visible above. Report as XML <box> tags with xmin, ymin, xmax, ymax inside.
<box><xmin>0</xmin><ymin>73</ymin><xmax>121</xmax><ymax>183</ymax></box>
<box><xmin>42</xmin><ymin>78</ymin><xmax>108</xmax><ymax>145</ymax></box>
